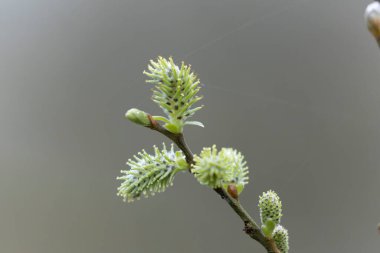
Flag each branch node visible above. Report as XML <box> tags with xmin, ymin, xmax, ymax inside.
<box><xmin>244</xmin><ymin>222</ymin><xmax>255</xmax><ymax>235</ymax></box>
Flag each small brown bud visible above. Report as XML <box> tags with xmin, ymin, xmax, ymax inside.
<box><xmin>365</xmin><ymin>2</ymin><xmax>380</xmax><ymax>47</ymax></box>
<box><xmin>227</xmin><ymin>184</ymin><xmax>239</xmax><ymax>199</ymax></box>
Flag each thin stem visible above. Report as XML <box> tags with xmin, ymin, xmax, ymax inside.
<box><xmin>146</xmin><ymin>117</ymin><xmax>280</xmax><ymax>253</ymax></box>
<box><xmin>214</xmin><ymin>188</ymin><xmax>277</xmax><ymax>252</ymax></box>
<box><xmin>147</xmin><ymin>115</ymin><xmax>194</xmax><ymax>165</ymax></box>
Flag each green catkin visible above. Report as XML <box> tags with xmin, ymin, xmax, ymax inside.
<box><xmin>192</xmin><ymin>145</ymin><xmax>249</xmax><ymax>193</ymax></box>
<box><xmin>117</xmin><ymin>143</ymin><xmax>187</xmax><ymax>202</ymax></box>
<box><xmin>273</xmin><ymin>225</ymin><xmax>289</xmax><ymax>253</ymax></box>
<box><xmin>258</xmin><ymin>190</ymin><xmax>283</xmax><ymax>225</ymax></box>
<box><xmin>143</xmin><ymin>56</ymin><xmax>204</xmax><ymax>133</ymax></box>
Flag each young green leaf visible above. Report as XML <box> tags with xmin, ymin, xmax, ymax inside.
<box><xmin>261</xmin><ymin>218</ymin><xmax>276</xmax><ymax>238</ymax></box>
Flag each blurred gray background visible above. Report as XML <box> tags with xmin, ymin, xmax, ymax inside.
<box><xmin>1</xmin><ymin>0</ymin><xmax>379</xmax><ymax>252</ymax></box>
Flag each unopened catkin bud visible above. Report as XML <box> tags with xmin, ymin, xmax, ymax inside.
<box><xmin>273</xmin><ymin>225</ymin><xmax>289</xmax><ymax>253</ymax></box>
<box><xmin>125</xmin><ymin>108</ymin><xmax>151</xmax><ymax>127</ymax></box>
<box><xmin>258</xmin><ymin>190</ymin><xmax>283</xmax><ymax>225</ymax></box>
<box><xmin>365</xmin><ymin>1</ymin><xmax>380</xmax><ymax>47</ymax></box>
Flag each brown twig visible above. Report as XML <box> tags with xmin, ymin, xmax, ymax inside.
<box><xmin>146</xmin><ymin>116</ymin><xmax>280</xmax><ymax>253</ymax></box>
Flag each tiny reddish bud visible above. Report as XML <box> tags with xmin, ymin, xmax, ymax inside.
<box><xmin>227</xmin><ymin>184</ymin><xmax>239</xmax><ymax>199</ymax></box>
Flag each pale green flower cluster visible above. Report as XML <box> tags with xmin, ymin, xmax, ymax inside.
<box><xmin>119</xmin><ymin>57</ymin><xmax>205</xmax><ymax>202</ymax></box>
<box><xmin>192</xmin><ymin>145</ymin><xmax>249</xmax><ymax>193</ymax></box>
<box><xmin>117</xmin><ymin>144</ymin><xmax>188</xmax><ymax>202</ymax></box>
<box><xmin>143</xmin><ymin>56</ymin><xmax>204</xmax><ymax>133</ymax></box>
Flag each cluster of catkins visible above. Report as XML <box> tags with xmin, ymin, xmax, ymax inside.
<box><xmin>119</xmin><ymin>56</ymin><xmax>289</xmax><ymax>252</ymax></box>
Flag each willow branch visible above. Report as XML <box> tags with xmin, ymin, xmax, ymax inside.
<box><xmin>146</xmin><ymin>116</ymin><xmax>280</xmax><ymax>253</ymax></box>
